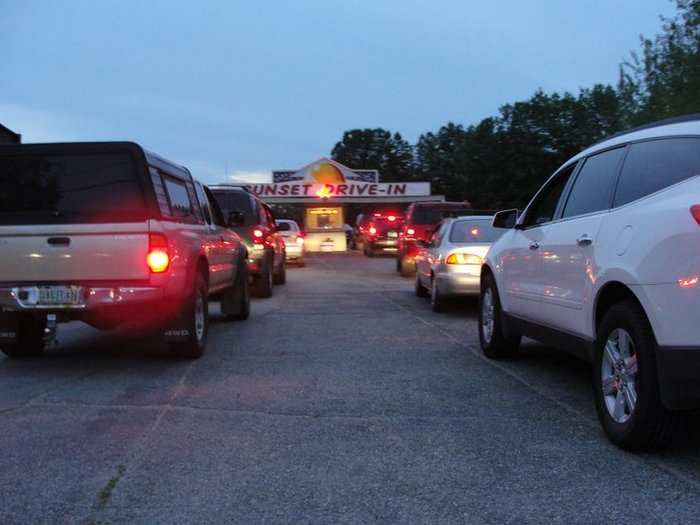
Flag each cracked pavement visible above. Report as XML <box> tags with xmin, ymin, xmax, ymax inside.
<box><xmin>1</xmin><ymin>252</ymin><xmax>700</xmax><ymax>524</ymax></box>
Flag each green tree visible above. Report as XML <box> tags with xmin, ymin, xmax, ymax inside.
<box><xmin>331</xmin><ymin>128</ymin><xmax>414</xmax><ymax>182</ymax></box>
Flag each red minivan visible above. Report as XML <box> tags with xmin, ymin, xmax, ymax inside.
<box><xmin>397</xmin><ymin>201</ymin><xmax>472</xmax><ymax>276</ymax></box>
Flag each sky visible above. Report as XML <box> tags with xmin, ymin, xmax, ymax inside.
<box><xmin>1</xmin><ymin>0</ymin><xmax>676</xmax><ymax>184</ymax></box>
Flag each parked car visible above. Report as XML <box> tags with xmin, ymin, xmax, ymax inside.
<box><xmin>0</xmin><ymin>142</ymin><xmax>250</xmax><ymax>359</ymax></box>
<box><xmin>352</xmin><ymin>213</ymin><xmax>370</xmax><ymax>250</ymax></box>
<box><xmin>362</xmin><ymin>214</ymin><xmax>404</xmax><ymax>257</ymax></box>
<box><xmin>414</xmin><ymin>216</ymin><xmax>500</xmax><ymax>311</ymax></box>
<box><xmin>209</xmin><ymin>186</ymin><xmax>286</xmax><ymax>297</ymax></box>
<box><xmin>397</xmin><ymin>201</ymin><xmax>472</xmax><ymax>277</ymax></box>
<box><xmin>275</xmin><ymin>219</ymin><xmax>305</xmax><ymax>266</ymax></box>
<box><xmin>479</xmin><ymin>114</ymin><xmax>700</xmax><ymax>450</ymax></box>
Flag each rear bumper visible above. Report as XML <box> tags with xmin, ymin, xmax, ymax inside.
<box><xmin>369</xmin><ymin>239</ymin><xmax>398</xmax><ymax>253</ymax></box>
<box><xmin>0</xmin><ymin>285</ymin><xmax>164</xmax><ymax>311</ymax></box>
<box><xmin>436</xmin><ymin>271</ymin><xmax>481</xmax><ymax>296</ymax></box>
<box><xmin>656</xmin><ymin>346</ymin><xmax>700</xmax><ymax>411</ymax></box>
<box><xmin>284</xmin><ymin>245</ymin><xmax>304</xmax><ymax>259</ymax></box>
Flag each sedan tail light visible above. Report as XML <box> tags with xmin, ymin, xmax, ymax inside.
<box><xmin>252</xmin><ymin>228</ymin><xmax>265</xmax><ymax>244</ymax></box>
<box><xmin>147</xmin><ymin>233</ymin><xmax>170</xmax><ymax>273</ymax></box>
<box><xmin>446</xmin><ymin>253</ymin><xmax>482</xmax><ymax>265</ymax></box>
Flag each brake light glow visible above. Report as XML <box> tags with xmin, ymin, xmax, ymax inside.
<box><xmin>406</xmin><ymin>228</ymin><xmax>415</xmax><ymax>236</ymax></box>
<box><xmin>387</xmin><ymin>215</ymin><xmax>396</xmax><ymax>222</ymax></box>
<box><xmin>147</xmin><ymin>233</ymin><xmax>170</xmax><ymax>273</ymax></box>
<box><xmin>678</xmin><ymin>275</ymin><xmax>699</xmax><ymax>288</ymax></box>
<box><xmin>446</xmin><ymin>253</ymin><xmax>482</xmax><ymax>265</ymax></box>
<box><xmin>369</xmin><ymin>226</ymin><xmax>377</xmax><ymax>235</ymax></box>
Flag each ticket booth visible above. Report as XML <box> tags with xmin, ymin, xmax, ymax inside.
<box><xmin>304</xmin><ymin>206</ymin><xmax>346</xmax><ymax>252</ymax></box>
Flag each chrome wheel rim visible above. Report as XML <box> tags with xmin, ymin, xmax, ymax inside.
<box><xmin>601</xmin><ymin>328</ymin><xmax>638</xmax><ymax>424</ymax></box>
<box><xmin>481</xmin><ymin>288</ymin><xmax>494</xmax><ymax>344</ymax></box>
<box><xmin>194</xmin><ymin>291</ymin><xmax>205</xmax><ymax>342</ymax></box>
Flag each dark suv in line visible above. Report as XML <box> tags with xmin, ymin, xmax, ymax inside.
<box><xmin>210</xmin><ymin>186</ymin><xmax>286</xmax><ymax>298</ymax></box>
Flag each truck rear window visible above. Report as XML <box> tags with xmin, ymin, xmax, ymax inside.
<box><xmin>211</xmin><ymin>190</ymin><xmax>254</xmax><ymax>222</ymax></box>
<box><xmin>0</xmin><ymin>153</ymin><xmax>146</xmax><ymax>225</ymax></box>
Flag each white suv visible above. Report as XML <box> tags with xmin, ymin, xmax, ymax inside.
<box><xmin>479</xmin><ymin>115</ymin><xmax>700</xmax><ymax>450</ymax></box>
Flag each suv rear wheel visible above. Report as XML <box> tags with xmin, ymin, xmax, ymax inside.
<box><xmin>170</xmin><ymin>274</ymin><xmax>208</xmax><ymax>359</ymax></box>
<box><xmin>0</xmin><ymin>314</ymin><xmax>46</xmax><ymax>358</ymax></box>
<box><xmin>479</xmin><ymin>273</ymin><xmax>520</xmax><ymax>359</ymax></box>
<box><xmin>593</xmin><ymin>301</ymin><xmax>680</xmax><ymax>451</ymax></box>
<box><xmin>273</xmin><ymin>256</ymin><xmax>286</xmax><ymax>285</ymax></box>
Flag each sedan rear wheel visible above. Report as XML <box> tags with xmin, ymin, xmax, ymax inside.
<box><xmin>430</xmin><ymin>277</ymin><xmax>447</xmax><ymax>312</ymax></box>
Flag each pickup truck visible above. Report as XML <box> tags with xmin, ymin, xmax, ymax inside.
<box><xmin>0</xmin><ymin>142</ymin><xmax>250</xmax><ymax>358</ymax></box>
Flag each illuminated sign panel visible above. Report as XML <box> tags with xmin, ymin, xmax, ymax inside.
<box><xmin>245</xmin><ymin>182</ymin><xmax>430</xmax><ymax>198</ymax></box>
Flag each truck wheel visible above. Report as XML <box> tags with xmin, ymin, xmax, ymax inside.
<box><xmin>415</xmin><ymin>272</ymin><xmax>429</xmax><ymax>298</ymax></box>
<box><xmin>479</xmin><ymin>273</ymin><xmax>520</xmax><ymax>359</ymax></box>
<box><xmin>593</xmin><ymin>301</ymin><xmax>681</xmax><ymax>451</ymax></box>
<box><xmin>223</xmin><ymin>263</ymin><xmax>250</xmax><ymax>321</ymax></box>
<box><xmin>0</xmin><ymin>315</ymin><xmax>46</xmax><ymax>359</ymax></box>
<box><xmin>170</xmin><ymin>274</ymin><xmax>209</xmax><ymax>359</ymax></box>
<box><xmin>430</xmin><ymin>278</ymin><xmax>447</xmax><ymax>313</ymax></box>
<box><xmin>254</xmin><ymin>258</ymin><xmax>273</xmax><ymax>298</ymax></box>
<box><xmin>396</xmin><ymin>257</ymin><xmax>402</xmax><ymax>273</ymax></box>
<box><xmin>273</xmin><ymin>257</ymin><xmax>286</xmax><ymax>285</ymax></box>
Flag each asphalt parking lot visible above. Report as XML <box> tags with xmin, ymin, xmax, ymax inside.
<box><xmin>1</xmin><ymin>252</ymin><xmax>700</xmax><ymax>524</ymax></box>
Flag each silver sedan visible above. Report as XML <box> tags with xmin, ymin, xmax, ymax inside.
<box><xmin>414</xmin><ymin>216</ymin><xmax>501</xmax><ymax>312</ymax></box>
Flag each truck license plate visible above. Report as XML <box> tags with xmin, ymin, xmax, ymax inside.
<box><xmin>38</xmin><ymin>286</ymin><xmax>81</xmax><ymax>305</ymax></box>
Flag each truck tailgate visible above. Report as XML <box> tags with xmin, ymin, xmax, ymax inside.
<box><xmin>0</xmin><ymin>223</ymin><xmax>150</xmax><ymax>283</ymax></box>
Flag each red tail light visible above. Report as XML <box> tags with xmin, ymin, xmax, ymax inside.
<box><xmin>387</xmin><ymin>215</ymin><xmax>396</xmax><ymax>222</ymax></box>
<box><xmin>369</xmin><ymin>226</ymin><xmax>377</xmax><ymax>235</ymax></box>
<box><xmin>147</xmin><ymin>233</ymin><xmax>170</xmax><ymax>273</ymax></box>
<box><xmin>691</xmin><ymin>205</ymin><xmax>700</xmax><ymax>225</ymax></box>
<box><xmin>252</xmin><ymin>228</ymin><xmax>265</xmax><ymax>243</ymax></box>
<box><xmin>406</xmin><ymin>228</ymin><xmax>415</xmax><ymax>236</ymax></box>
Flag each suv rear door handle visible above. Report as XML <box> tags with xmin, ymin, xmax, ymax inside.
<box><xmin>576</xmin><ymin>234</ymin><xmax>593</xmax><ymax>246</ymax></box>
<box><xmin>529</xmin><ymin>241</ymin><xmax>539</xmax><ymax>250</ymax></box>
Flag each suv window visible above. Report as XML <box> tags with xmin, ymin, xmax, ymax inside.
<box><xmin>562</xmin><ymin>147</ymin><xmax>624</xmax><ymax>219</ymax></box>
<box><xmin>614</xmin><ymin>138</ymin><xmax>700</xmax><ymax>207</ymax></box>
<box><xmin>522</xmin><ymin>163</ymin><xmax>577</xmax><ymax>228</ymax></box>
<box><xmin>0</xmin><ymin>152</ymin><xmax>146</xmax><ymax>225</ymax></box>
<box><xmin>163</xmin><ymin>176</ymin><xmax>196</xmax><ymax>221</ymax></box>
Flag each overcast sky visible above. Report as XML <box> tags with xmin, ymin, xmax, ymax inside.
<box><xmin>2</xmin><ymin>0</ymin><xmax>675</xmax><ymax>183</ymax></box>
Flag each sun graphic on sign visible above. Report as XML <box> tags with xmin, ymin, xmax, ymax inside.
<box><xmin>316</xmin><ymin>185</ymin><xmax>333</xmax><ymax>198</ymax></box>
<box><xmin>309</xmin><ymin>162</ymin><xmax>345</xmax><ymax>184</ymax></box>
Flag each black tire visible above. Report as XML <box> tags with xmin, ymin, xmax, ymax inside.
<box><xmin>400</xmin><ymin>257</ymin><xmax>414</xmax><ymax>278</ymax></box>
<box><xmin>223</xmin><ymin>263</ymin><xmax>250</xmax><ymax>321</ymax></box>
<box><xmin>273</xmin><ymin>256</ymin><xmax>286</xmax><ymax>285</ymax></box>
<box><xmin>254</xmin><ymin>258</ymin><xmax>274</xmax><ymax>298</ymax></box>
<box><xmin>478</xmin><ymin>273</ymin><xmax>521</xmax><ymax>359</ymax></box>
<box><xmin>430</xmin><ymin>277</ymin><xmax>447</xmax><ymax>313</ymax></box>
<box><xmin>0</xmin><ymin>315</ymin><xmax>46</xmax><ymax>358</ymax></box>
<box><xmin>396</xmin><ymin>257</ymin><xmax>401</xmax><ymax>273</ymax></box>
<box><xmin>592</xmin><ymin>300</ymin><xmax>681</xmax><ymax>451</ymax></box>
<box><xmin>415</xmin><ymin>271</ymin><xmax>429</xmax><ymax>298</ymax></box>
<box><xmin>170</xmin><ymin>274</ymin><xmax>208</xmax><ymax>359</ymax></box>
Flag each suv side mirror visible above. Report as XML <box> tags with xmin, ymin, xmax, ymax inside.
<box><xmin>227</xmin><ymin>211</ymin><xmax>245</xmax><ymax>227</ymax></box>
<box><xmin>492</xmin><ymin>209</ymin><xmax>519</xmax><ymax>229</ymax></box>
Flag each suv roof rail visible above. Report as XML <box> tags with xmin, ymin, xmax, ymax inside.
<box><xmin>209</xmin><ymin>183</ymin><xmax>254</xmax><ymax>193</ymax></box>
<box><xmin>594</xmin><ymin>113</ymin><xmax>700</xmax><ymax>146</ymax></box>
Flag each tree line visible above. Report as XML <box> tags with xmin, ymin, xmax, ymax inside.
<box><xmin>331</xmin><ymin>0</ymin><xmax>699</xmax><ymax>210</ymax></box>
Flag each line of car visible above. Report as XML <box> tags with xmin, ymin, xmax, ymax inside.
<box><xmin>389</xmin><ymin>114</ymin><xmax>700</xmax><ymax>451</ymax></box>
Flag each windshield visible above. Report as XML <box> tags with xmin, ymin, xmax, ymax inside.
<box><xmin>449</xmin><ymin>219</ymin><xmax>501</xmax><ymax>243</ymax></box>
<box><xmin>0</xmin><ymin>153</ymin><xmax>145</xmax><ymax>225</ymax></box>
